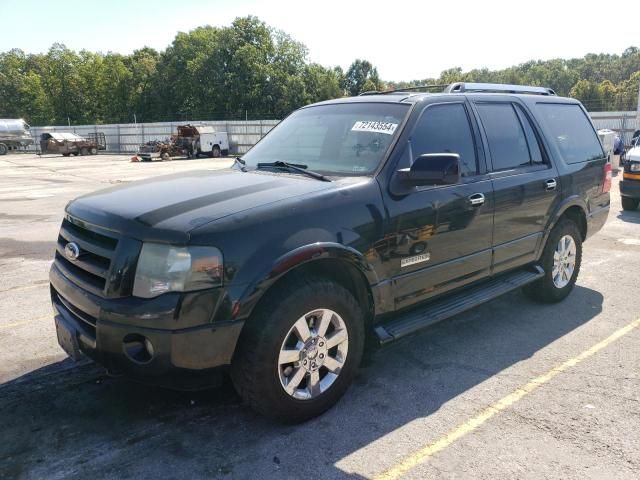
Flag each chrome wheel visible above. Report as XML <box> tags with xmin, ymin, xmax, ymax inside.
<box><xmin>278</xmin><ymin>309</ymin><xmax>349</xmax><ymax>400</ymax></box>
<box><xmin>552</xmin><ymin>234</ymin><xmax>576</xmax><ymax>288</ymax></box>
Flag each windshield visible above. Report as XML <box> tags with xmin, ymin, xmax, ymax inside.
<box><xmin>242</xmin><ymin>103</ymin><xmax>410</xmax><ymax>176</ymax></box>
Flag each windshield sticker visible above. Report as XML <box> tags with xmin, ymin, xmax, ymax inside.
<box><xmin>352</xmin><ymin>121</ymin><xmax>398</xmax><ymax>135</ymax></box>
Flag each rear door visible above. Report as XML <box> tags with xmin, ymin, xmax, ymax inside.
<box><xmin>471</xmin><ymin>99</ymin><xmax>561</xmax><ymax>274</ymax></box>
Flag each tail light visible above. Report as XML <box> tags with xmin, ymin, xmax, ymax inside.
<box><xmin>602</xmin><ymin>162</ymin><xmax>612</xmax><ymax>193</ymax></box>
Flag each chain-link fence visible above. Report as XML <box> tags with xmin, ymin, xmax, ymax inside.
<box><xmin>590</xmin><ymin>111</ymin><xmax>639</xmax><ymax>146</ymax></box>
<box><xmin>25</xmin><ymin>119</ymin><xmax>281</xmax><ymax>155</ymax></box>
<box><xmin>21</xmin><ymin>110</ymin><xmax>640</xmax><ymax>156</ymax></box>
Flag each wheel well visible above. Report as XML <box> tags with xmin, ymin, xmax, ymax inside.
<box><xmin>258</xmin><ymin>258</ymin><xmax>375</xmax><ymax>327</ymax></box>
<box><xmin>560</xmin><ymin>206</ymin><xmax>587</xmax><ymax>240</ymax></box>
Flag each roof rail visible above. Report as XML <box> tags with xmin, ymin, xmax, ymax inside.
<box><xmin>359</xmin><ymin>84</ymin><xmax>448</xmax><ymax>96</ymax></box>
<box><xmin>444</xmin><ymin>82</ymin><xmax>556</xmax><ymax>96</ymax></box>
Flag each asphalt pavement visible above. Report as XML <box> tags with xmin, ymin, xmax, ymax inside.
<box><xmin>0</xmin><ymin>154</ymin><xmax>638</xmax><ymax>479</ymax></box>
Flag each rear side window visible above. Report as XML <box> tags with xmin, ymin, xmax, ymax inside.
<box><xmin>536</xmin><ymin>103</ymin><xmax>604</xmax><ymax>164</ymax></box>
<box><xmin>411</xmin><ymin>103</ymin><xmax>478</xmax><ymax>177</ymax></box>
<box><xmin>476</xmin><ymin>103</ymin><xmax>531</xmax><ymax>171</ymax></box>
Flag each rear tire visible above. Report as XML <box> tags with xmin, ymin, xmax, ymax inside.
<box><xmin>523</xmin><ymin>219</ymin><xmax>582</xmax><ymax>303</ymax></box>
<box><xmin>211</xmin><ymin>145</ymin><xmax>221</xmax><ymax>158</ymax></box>
<box><xmin>231</xmin><ymin>275</ymin><xmax>365</xmax><ymax>423</ymax></box>
<box><xmin>90</xmin><ymin>147</ymin><xmax>98</xmax><ymax>155</ymax></box>
<box><xmin>0</xmin><ymin>143</ymin><xmax>7</xmax><ymax>155</ymax></box>
<box><xmin>80</xmin><ymin>147</ymin><xmax>89</xmax><ymax>156</ymax></box>
<box><xmin>621</xmin><ymin>196</ymin><xmax>639</xmax><ymax>211</ymax></box>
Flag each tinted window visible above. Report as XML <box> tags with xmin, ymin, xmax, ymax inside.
<box><xmin>536</xmin><ymin>103</ymin><xmax>604</xmax><ymax>164</ymax></box>
<box><xmin>476</xmin><ymin>103</ymin><xmax>531</xmax><ymax>170</ymax></box>
<box><xmin>514</xmin><ymin>104</ymin><xmax>544</xmax><ymax>165</ymax></box>
<box><xmin>411</xmin><ymin>103</ymin><xmax>477</xmax><ymax>177</ymax></box>
<box><xmin>242</xmin><ymin>103</ymin><xmax>409</xmax><ymax>176</ymax></box>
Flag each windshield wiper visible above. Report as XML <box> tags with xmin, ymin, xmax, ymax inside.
<box><xmin>234</xmin><ymin>156</ymin><xmax>247</xmax><ymax>171</ymax></box>
<box><xmin>256</xmin><ymin>161</ymin><xmax>331</xmax><ymax>182</ymax></box>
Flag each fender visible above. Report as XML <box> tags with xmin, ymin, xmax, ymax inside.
<box><xmin>233</xmin><ymin>242</ymin><xmax>380</xmax><ymax>320</ymax></box>
<box><xmin>535</xmin><ymin>195</ymin><xmax>587</xmax><ymax>259</ymax></box>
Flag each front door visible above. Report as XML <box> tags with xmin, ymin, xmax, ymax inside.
<box><xmin>381</xmin><ymin>100</ymin><xmax>494</xmax><ymax>311</ymax></box>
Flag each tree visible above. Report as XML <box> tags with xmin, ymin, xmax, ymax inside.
<box><xmin>0</xmin><ymin>21</ymin><xmax>638</xmax><ymax>125</ymax></box>
<box><xmin>343</xmin><ymin>59</ymin><xmax>382</xmax><ymax>96</ymax></box>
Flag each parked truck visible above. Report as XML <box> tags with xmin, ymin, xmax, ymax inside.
<box><xmin>0</xmin><ymin>119</ymin><xmax>34</xmax><ymax>154</ymax></box>
<box><xmin>40</xmin><ymin>132</ymin><xmax>105</xmax><ymax>156</ymax></box>
<box><xmin>137</xmin><ymin>124</ymin><xmax>229</xmax><ymax>161</ymax></box>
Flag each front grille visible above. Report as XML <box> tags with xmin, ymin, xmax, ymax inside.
<box><xmin>54</xmin><ymin>216</ymin><xmax>119</xmax><ymax>296</ymax></box>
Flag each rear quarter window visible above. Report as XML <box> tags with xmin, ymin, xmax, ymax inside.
<box><xmin>536</xmin><ymin>103</ymin><xmax>604</xmax><ymax>164</ymax></box>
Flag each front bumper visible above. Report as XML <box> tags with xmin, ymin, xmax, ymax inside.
<box><xmin>620</xmin><ymin>179</ymin><xmax>640</xmax><ymax>199</ymax></box>
<box><xmin>50</xmin><ymin>263</ymin><xmax>244</xmax><ymax>389</ymax></box>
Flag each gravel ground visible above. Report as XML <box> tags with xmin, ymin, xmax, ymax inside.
<box><xmin>0</xmin><ymin>154</ymin><xmax>638</xmax><ymax>480</ymax></box>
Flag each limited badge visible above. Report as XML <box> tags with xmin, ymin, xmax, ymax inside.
<box><xmin>400</xmin><ymin>253</ymin><xmax>431</xmax><ymax>268</ymax></box>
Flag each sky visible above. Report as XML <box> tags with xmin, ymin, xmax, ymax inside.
<box><xmin>2</xmin><ymin>0</ymin><xmax>638</xmax><ymax>81</ymax></box>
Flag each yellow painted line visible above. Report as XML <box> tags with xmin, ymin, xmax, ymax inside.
<box><xmin>0</xmin><ymin>317</ymin><xmax>51</xmax><ymax>331</ymax></box>
<box><xmin>375</xmin><ymin>316</ymin><xmax>640</xmax><ymax>480</ymax></box>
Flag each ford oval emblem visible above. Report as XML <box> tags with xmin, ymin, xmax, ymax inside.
<box><xmin>64</xmin><ymin>242</ymin><xmax>81</xmax><ymax>261</ymax></box>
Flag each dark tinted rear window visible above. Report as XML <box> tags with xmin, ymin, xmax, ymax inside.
<box><xmin>476</xmin><ymin>103</ymin><xmax>531</xmax><ymax>171</ymax></box>
<box><xmin>536</xmin><ymin>103</ymin><xmax>604</xmax><ymax>164</ymax></box>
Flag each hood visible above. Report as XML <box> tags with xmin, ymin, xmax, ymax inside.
<box><xmin>627</xmin><ymin>146</ymin><xmax>640</xmax><ymax>161</ymax></box>
<box><xmin>67</xmin><ymin>169</ymin><xmax>335</xmax><ymax>242</ymax></box>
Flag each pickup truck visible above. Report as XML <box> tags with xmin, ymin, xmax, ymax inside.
<box><xmin>621</xmin><ymin>135</ymin><xmax>640</xmax><ymax>210</ymax></box>
<box><xmin>50</xmin><ymin>83</ymin><xmax>610</xmax><ymax>422</ymax></box>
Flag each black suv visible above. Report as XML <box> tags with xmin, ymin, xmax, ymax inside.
<box><xmin>51</xmin><ymin>83</ymin><xmax>610</xmax><ymax>422</ymax></box>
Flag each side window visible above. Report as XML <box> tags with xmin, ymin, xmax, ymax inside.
<box><xmin>476</xmin><ymin>103</ymin><xmax>531</xmax><ymax>171</ymax></box>
<box><xmin>536</xmin><ymin>103</ymin><xmax>605</xmax><ymax>164</ymax></box>
<box><xmin>411</xmin><ymin>103</ymin><xmax>478</xmax><ymax>177</ymax></box>
<box><xmin>514</xmin><ymin>104</ymin><xmax>544</xmax><ymax>165</ymax></box>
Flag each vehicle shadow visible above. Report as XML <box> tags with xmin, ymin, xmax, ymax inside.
<box><xmin>617</xmin><ymin>209</ymin><xmax>640</xmax><ymax>224</ymax></box>
<box><xmin>0</xmin><ymin>285</ymin><xmax>603</xmax><ymax>480</ymax></box>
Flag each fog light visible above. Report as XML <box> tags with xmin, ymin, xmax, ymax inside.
<box><xmin>123</xmin><ymin>334</ymin><xmax>154</xmax><ymax>364</ymax></box>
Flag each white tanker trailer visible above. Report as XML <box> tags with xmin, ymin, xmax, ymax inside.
<box><xmin>0</xmin><ymin>119</ymin><xmax>34</xmax><ymax>155</ymax></box>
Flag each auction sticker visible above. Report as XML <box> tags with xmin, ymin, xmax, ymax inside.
<box><xmin>352</xmin><ymin>121</ymin><xmax>398</xmax><ymax>135</ymax></box>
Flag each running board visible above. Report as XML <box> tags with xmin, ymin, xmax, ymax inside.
<box><xmin>374</xmin><ymin>265</ymin><xmax>544</xmax><ymax>344</ymax></box>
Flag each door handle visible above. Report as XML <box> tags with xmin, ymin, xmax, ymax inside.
<box><xmin>468</xmin><ymin>193</ymin><xmax>485</xmax><ymax>206</ymax></box>
<box><xmin>545</xmin><ymin>179</ymin><xmax>557</xmax><ymax>191</ymax></box>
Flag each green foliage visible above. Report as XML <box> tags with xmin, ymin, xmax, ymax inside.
<box><xmin>0</xmin><ymin>16</ymin><xmax>638</xmax><ymax>125</ymax></box>
<box><xmin>342</xmin><ymin>59</ymin><xmax>382</xmax><ymax>96</ymax></box>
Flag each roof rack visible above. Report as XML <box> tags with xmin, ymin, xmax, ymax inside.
<box><xmin>444</xmin><ymin>82</ymin><xmax>556</xmax><ymax>96</ymax></box>
<box><xmin>359</xmin><ymin>84</ymin><xmax>448</xmax><ymax>96</ymax></box>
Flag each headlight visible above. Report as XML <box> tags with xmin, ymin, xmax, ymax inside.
<box><xmin>133</xmin><ymin>243</ymin><xmax>223</xmax><ymax>298</ymax></box>
<box><xmin>630</xmin><ymin>162</ymin><xmax>640</xmax><ymax>172</ymax></box>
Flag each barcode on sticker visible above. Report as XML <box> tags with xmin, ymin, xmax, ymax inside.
<box><xmin>352</xmin><ymin>121</ymin><xmax>398</xmax><ymax>135</ymax></box>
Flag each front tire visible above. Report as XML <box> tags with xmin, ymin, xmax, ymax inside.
<box><xmin>523</xmin><ymin>219</ymin><xmax>582</xmax><ymax>303</ymax></box>
<box><xmin>231</xmin><ymin>275</ymin><xmax>365</xmax><ymax>423</ymax></box>
<box><xmin>621</xmin><ymin>196</ymin><xmax>639</xmax><ymax>211</ymax></box>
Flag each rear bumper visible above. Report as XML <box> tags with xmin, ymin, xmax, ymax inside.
<box><xmin>50</xmin><ymin>263</ymin><xmax>243</xmax><ymax>390</ymax></box>
<box><xmin>620</xmin><ymin>179</ymin><xmax>640</xmax><ymax>199</ymax></box>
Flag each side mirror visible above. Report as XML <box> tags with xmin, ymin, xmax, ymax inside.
<box><xmin>397</xmin><ymin>153</ymin><xmax>461</xmax><ymax>186</ymax></box>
